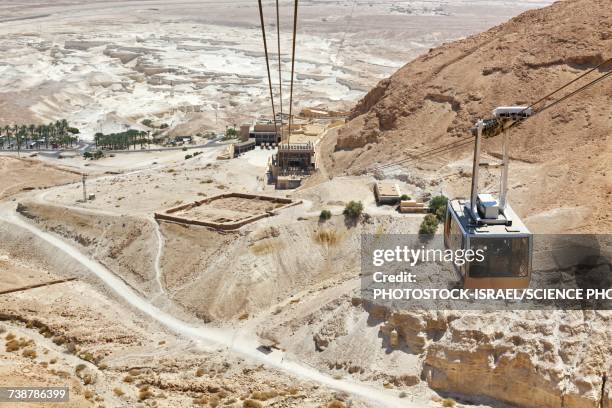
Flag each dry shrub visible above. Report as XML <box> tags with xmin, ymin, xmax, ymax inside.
<box><xmin>123</xmin><ymin>375</ymin><xmax>134</xmax><ymax>383</ymax></box>
<box><xmin>5</xmin><ymin>339</ymin><xmax>20</xmax><ymax>352</ymax></box>
<box><xmin>22</xmin><ymin>349</ymin><xmax>37</xmax><ymax>359</ymax></box>
<box><xmin>286</xmin><ymin>387</ymin><xmax>299</xmax><ymax>395</ymax></box>
<box><xmin>208</xmin><ymin>396</ymin><xmax>219</xmax><ymax>407</ymax></box>
<box><xmin>328</xmin><ymin>400</ymin><xmax>345</xmax><ymax>408</ymax></box>
<box><xmin>65</xmin><ymin>342</ymin><xmax>77</xmax><ymax>354</ymax></box>
<box><xmin>243</xmin><ymin>400</ymin><xmax>263</xmax><ymax>408</ymax></box>
<box><xmin>192</xmin><ymin>396</ymin><xmax>208</xmax><ymax>405</ymax></box>
<box><xmin>49</xmin><ymin>358</ymin><xmax>57</xmax><ymax>365</ymax></box>
<box><xmin>79</xmin><ymin>351</ymin><xmax>94</xmax><ymax>362</ymax></box>
<box><xmin>113</xmin><ymin>388</ymin><xmax>124</xmax><ymax>397</ymax></box>
<box><xmin>82</xmin><ymin>373</ymin><xmax>95</xmax><ymax>385</ymax></box>
<box><xmin>250</xmin><ymin>240</ymin><xmax>283</xmax><ymax>255</ymax></box>
<box><xmin>442</xmin><ymin>398</ymin><xmax>456</xmax><ymax>407</ymax></box>
<box><xmin>251</xmin><ymin>390</ymin><xmax>278</xmax><ymax>401</ymax></box>
<box><xmin>75</xmin><ymin>364</ymin><xmax>86</xmax><ymax>372</ymax></box>
<box><xmin>314</xmin><ymin>229</ymin><xmax>340</xmax><ymax>246</ymax></box>
<box><xmin>83</xmin><ymin>390</ymin><xmax>94</xmax><ymax>400</ymax></box>
<box><xmin>128</xmin><ymin>368</ymin><xmax>141</xmax><ymax>376</ymax></box>
<box><xmin>195</xmin><ymin>367</ymin><xmax>205</xmax><ymax>377</ymax></box>
<box><xmin>138</xmin><ymin>389</ymin><xmax>154</xmax><ymax>401</ymax></box>
<box><xmin>5</xmin><ymin>333</ymin><xmax>16</xmax><ymax>341</ymax></box>
<box><xmin>52</xmin><ymin>336</ymin><xmax>65</xmax><ymax>346</ymax></box>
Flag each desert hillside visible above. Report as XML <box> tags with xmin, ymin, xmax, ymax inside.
<box><xmin>329</xmin><ymin>0</ymin><xmax>611</xmax><ymax>233</ymax></box>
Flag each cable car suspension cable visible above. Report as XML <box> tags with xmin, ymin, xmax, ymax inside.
<box><xmin>288</xmin><ymin>0</ymin><xmax>299</xmax><ymax>143</ymax></box>
<box><xmin>276</xmin><ymin>0</ymin><xmax>283</xmax><ymax>141</ymax></box>
<box><xmin>375</xmin><ymin>62</ymin><xmax>612</xmax><ymax>171</ymax></box>
<box><xmin>257</xmin><ymin>0</ymin><xmax>278</xmax><ymax>135</ymax></box>
<box><xmin>521</xmin><ymin>57</ymin><xmax>612</xmax><ymax>114</ymax></box>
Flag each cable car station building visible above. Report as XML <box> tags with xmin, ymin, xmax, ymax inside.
<box><xmin>247</xmin><ymin>121</ymin><xmax>281</xmax><ymax>146</ymax></box>
<box><xmin>269</xmin><ymin>142</ymin><xmax>316</xmax><ymax>189</ymax></box>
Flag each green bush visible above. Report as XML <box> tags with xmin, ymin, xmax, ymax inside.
<box><xmin>83</xmin><ymin>150</ymin><xmax>104</xmax><ymax>160</ymax></box>
<box><xmin>435</xmin><ymin>205</ymin><xmax>446</xmax><ymax>221</ymax></box>
<box><xmin>343</xmin><ymin>201</ymin><xmax>363</xmax><ymax>219</ymax></box>
<box><xmin>182</xmin><ymin>147</ymin><xmax>188</xmax><ymax>151</ymax></box>
<box><xmin>429</xmin><ymin>195</ymin><xmax>448</xmax><ymax>221</ymax></box>
<box><xmin>141</xmin><ymin>119</ymin><xmax>153</xmax><ymax>127</ymax></box>
<box><xmin>319</xmin><ymin>210</ymin><xmax>332</xmax><ymax>221</ymax></box>
<box><xmin>185</xmin><ymin>154</ymin><xmax>193</xmax><ymax>160</ymax></box>
<box><xmin>225</xmin><ymin>128</ymin><xmax>238</xmax><ymax>139</ymax></box>
<box><xmin>400</xmin><ymin>194</ymin><xmax>411</xmax><ymax>201</ymax></box>
<box><xmin>419</xmin><ymin>214</ymin><xmax>439</xmax><ymax>234</ymax></box>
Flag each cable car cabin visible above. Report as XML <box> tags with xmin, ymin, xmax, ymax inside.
<box><xmin>444</xmin><ymin>198</ymin><xmax>532</xmax><ymax>289</ymax></box>
<box><xmin>492</xmin><ymin>106</ymin><xmax>533</xmax><ymax>119</ymax></box>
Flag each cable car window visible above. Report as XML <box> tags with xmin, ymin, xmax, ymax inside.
<box><xmin>444</xmin><ymin>212</ymin><xmax>463</xmax><ymax>253</ymax></box>
<box><xmin>468</xmin><ymin>237</ymin><xmax>529</xmax><ymax>278</ymax></box>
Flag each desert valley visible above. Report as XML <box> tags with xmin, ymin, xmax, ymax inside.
<box><xmin>0</xmin><ymin>0</ymin><xmax>610</xmax><ymax>407</ymax></box>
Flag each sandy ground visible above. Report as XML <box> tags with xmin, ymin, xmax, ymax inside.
<box><xmin>5</xmin><ymin>1</ymin><xmax>608</xmax><ymax>407</ymax></box>
<box><xmin>0</xmin><ymin>148</ymin><xmax>443</xmax><ymax>407</ymax></box>
<box><xmin>0</xmin><ymin>156</ymin><xmax>81</xmax><ymax>200</ymax></box>
<box><xmin>0</xmin><ymin>221</ymin><xmax>378</xmax><ymax>408</ymax></box>
<box><xmin>1</xmin><ymin>115</ymin><xmax>609</xmax><ymax>407</ymax></box>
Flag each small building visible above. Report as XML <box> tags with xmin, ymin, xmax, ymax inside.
<box><xmin>399</xmin><ymin>200</ymin><xmax>427</xmax><ymax>213</ymax></box>
<box><xmin>374</xmin><ymin>182</ymin><xmax>401</xmax><ymax>204</ymax></box>
<box><xmin>300</xmin><ymin>107</ymin><xmax>330</xmax><ymax>119</ymax></box>
<box><xmin>249</xmin><ymin>122</ymin><xmax>281</xmax><ymax>145</ymax></box>
<box><xmin>269</xmin><ymin>142</ymin><xmax>316</xmax><ymax>189</ymax></box>
<box><xmin>239</xmin><ymin>124</ymin><xmax>251</xmax><ymax>141</ymax></box>
<box><xmin>276</xmin><ymin>175</ymin><xmax>303</xmax><ymax>189</ymax></box>
<box><xmin>231</xmin><ymin>138</ymin><xmax>256</xmax><ymax>157</ymax></box>
<box><xmin>174</xmin><ymin>135</ymin><xmax>193</xmax><ymax>143</ymax></box>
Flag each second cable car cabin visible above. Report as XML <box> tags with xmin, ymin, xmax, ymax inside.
<box><xmin>444</xmin><ymin>109</ymin><xmax>533</xmax><ymax>289</ymax></box>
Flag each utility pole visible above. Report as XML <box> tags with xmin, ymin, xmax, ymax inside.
<box><xmin>82</xmin><ymin>173</ymin><xmax>87</xmax><ymax>202</ymax></box>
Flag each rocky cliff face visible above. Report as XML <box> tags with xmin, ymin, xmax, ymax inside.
<box><xmin>329</xmin><ymin>0</ymin><xmax>611</xmax><ymax>233</ymax></box>
<box><xmin>377</xmin><ymin>308</ymin><xmax>612</xmax><ymax>408</ymax></box>
<box><xmin>329</xmin><ymin>0</ymin><xmax>612</xmax><ymax>406</ymax></box>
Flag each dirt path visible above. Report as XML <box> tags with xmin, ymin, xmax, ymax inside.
<box><xmin>0</xmin><ymin>208</ymin><xmax>420</xmax><ymax>408</ymax></box>
<box><xmin>152</xmin><ymin>217</ymin><xmax>166</xmax><ymax>295</ymax></box>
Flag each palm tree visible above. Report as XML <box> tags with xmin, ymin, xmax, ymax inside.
<box><xmin>36</xmin><ymin>125</ymin><xmax>43</xmax><ymax>149</ymax></box>
<box><xmin>11</xmin><ymin>124</ymin><xmax>18</xmax><ymax>150</ymax></box>
<box><xmin>48</xmin><ymin>122</ymin><xmax>56</xmax><ymax>147</ymax></box>
<box><xmin>3</xmin><ymin>125</ymin><xmax>9</xmax><ymax>148</ymax></box>
<box><xmin>28</xmin><ymin>124</ymin><xmax>35</xmax><ymax>149</ymax></box>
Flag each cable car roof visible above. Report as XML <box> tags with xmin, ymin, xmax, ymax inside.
<box><xmin>449</xmin><ymin>199</ymin><xmax>531</xmax><ymax>236</ymax></box>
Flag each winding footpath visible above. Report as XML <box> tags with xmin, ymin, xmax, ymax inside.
<box><xmin>0</xmin><ymin>206</ymin><xmax>420</xmax><ymax>408</ymax></box>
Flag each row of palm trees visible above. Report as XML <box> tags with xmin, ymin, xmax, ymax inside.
<box><xmin>94</xmin><ymin>129</ymin><xmax>153</xmax><ymax>150</ymax></box>
<box><xmin>0</xmin><ymin>119</ymin><xmax>79</xmax><ymax>150</ymax></box>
